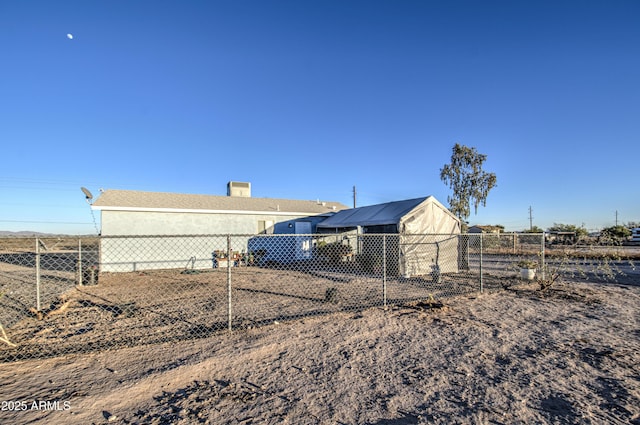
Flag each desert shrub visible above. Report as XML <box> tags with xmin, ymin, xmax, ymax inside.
<box><xmin>357</xmin><ymin>253</ymin><xmax>383</xmax><ymax>274</ymax></box>
<box><xmin>317</xmin><ymin>242</ymin><xmax>352</xmax><ymax>263</ymax></box>
<box><xmin>538</xmin><ymin>247</ymin><xmax>631</xmax><ymax>292</ymax></box>
<box><xmin>516</xmin><ymin>259</ymin><xmax>538</xmax><ymax>269</ymax></box>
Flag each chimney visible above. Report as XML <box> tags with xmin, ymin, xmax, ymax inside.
<box><xmin>227</xmin><ymin>181</ymin><xmax>251</xmax><ymax>197</ymax></box>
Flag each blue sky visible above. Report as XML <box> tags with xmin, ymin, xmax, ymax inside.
<box><xmin>1</xmin><ymin>0</ymin><xmax>638</xmax><ymax>234</ymax></box>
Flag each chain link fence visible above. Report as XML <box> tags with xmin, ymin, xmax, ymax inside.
<box><xmin>0</xmin><ymin>233</ymin><xmax>544</xmax><ymax>362</ymax></box>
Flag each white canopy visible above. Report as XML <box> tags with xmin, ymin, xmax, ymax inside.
<box><xmin>317</xmin><ymin>196</ymin><xmax>461</xmax><ymax>277</ymax></box>
<box><xmin>317</xmin><ymin>196</ymin><xmax>459</xmax><ymax>234</ymax></box>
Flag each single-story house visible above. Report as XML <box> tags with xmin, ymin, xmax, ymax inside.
<box><xmin>316</xmin><ymin>196</ymin><xmax>461</xmax><ymax>278</ymax></box>
<box><xmin>91</xmin><ymin>182</ymin><xmax>348</xmax><ymax>272</ymax></box>
<box><xmin>468</xmin><ymin>225</ymin><xmax>503</xmax><ymax>234</ymax></box>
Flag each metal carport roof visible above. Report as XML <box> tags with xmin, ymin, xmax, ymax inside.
<box><xmin>316</xmin><ymin>197</ymin><xmax>429</xmax><ymax>229</ymax></box>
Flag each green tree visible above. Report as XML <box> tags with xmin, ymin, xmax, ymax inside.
<box><xmin>548</xmin><ymin>223</ymin><xmax>588</xmax><ymax>239</ymax></box>
<box><xmin>440</xmin><ymin>143</ymin><xmax>497</xmax><ymax>221</ymax></box>
<box><xmin>600</xmin><ymin>225</ymin><xmax>631</xmax><ymax>245</ymax></box>
<box><xmin>523</xmin><ymin>225</ymin><xmax>544</xmax><ymax>233</ymax></box>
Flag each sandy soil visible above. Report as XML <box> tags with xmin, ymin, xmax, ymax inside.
<box><xmin>0</xmin><ymin>266</ymin><xmax>500</xmax><ymax>362</ymax></box>
<box><xmin>0</xmin><ymin>279</ymin><xmax>639</xmax><ymax>425</ymax></box>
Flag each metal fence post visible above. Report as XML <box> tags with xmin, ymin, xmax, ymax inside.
<box><xmin>479</xmin><ymin>233</ymin><xmax>484</xmax><ymax>293</ymax></box>
<box><xmin>35</xmin><ymin>238</ymin><xmax>41</xmax><ymax>314</ymax></box>
<box><xmin>540</xmin><ymin>233</ymin><xmax>545</xmax><ymax>281</ymax></box>
<box><xmin>382</xmin><ymin>234</ymin><xmax>387</xmax><ymax>308</ymax></box>
<box><xmin>77</xmin><ymin>238</ymin><xmax>83</xmax><ymax>286</ymax></box>
<box><xmin>227</xmin><ymin>234</ymin><xmax>232</xmax><ymax>332</ymax></box>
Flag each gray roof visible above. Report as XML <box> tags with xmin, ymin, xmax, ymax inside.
<box><xmin>317</xmin><ymin>197</ymin><xmax>430</xmax><ymax>229</ymax></box>
<box><xmin>92</xmin><ymin>189</ymin><xmax>348</xmax><ymax>215</ymax></box>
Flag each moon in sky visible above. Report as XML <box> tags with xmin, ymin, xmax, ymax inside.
<box><xmin>67</xmin><ymin>33</ymin><xmax>73</xmax><ymax>40</ymax></box>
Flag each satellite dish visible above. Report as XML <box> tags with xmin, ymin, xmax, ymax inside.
<box><xmin>81</xmin><ymin>186</ymin><xmax>100</xmax><ymax>234</ymax></box>
<box><xmin>81</xmin><ymin>187</ymin><xmax>93</xmax><ymax>202</ymax></box>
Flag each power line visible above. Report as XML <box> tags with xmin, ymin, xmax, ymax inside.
<box><xmin>0</xmin><ymin>219</ymin><xmax>93</xmax><ymax>225</ymax></box>
<box><xmin>0</xmin><ymin>177</ymin><xmax>104</xmax><ymax>186</ymax></box>
<box><xmin>0</xmin><ymin>202</ymin><xmax>88</xmax><ymax>209</ymax></box>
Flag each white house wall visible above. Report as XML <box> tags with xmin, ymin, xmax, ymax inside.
<box><xmin>100</xmin><ymin>235</ymin><xmax>220</xmax><ymax>272</ymax></box>
<box><xmin>99</xmin><ymin>210</ymin><xmax>317</xmax><ymax>272</ymax></box>
<box><xmin>100</xmin><ymin>210</ymin><xmax>313</xmax><ymax>235</ymax></box>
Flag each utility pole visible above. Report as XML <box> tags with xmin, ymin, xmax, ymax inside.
<box><xmin>352</xmin><ymin>185</ymin><xmax>357</xmax><ymax>208</ymax></box>
<box><xmin>529</xmin><ymin>206</ymin><xmax>533</xmax><ymax>231</ymax></box>
<box><xmin>615</xmin><ymin>210</ymin><xmax>618</xmax><ymax>226</ymax></box>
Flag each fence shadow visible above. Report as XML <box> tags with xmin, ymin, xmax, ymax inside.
<box><xmin>0</xmin><ymin>252</ymin><xmax>99</xmax><ymax>272</ymax></box>
<box><xmin>0</xmin><ymin>233</ymin><xmax>552</xmax><ymax>363</ymax></box>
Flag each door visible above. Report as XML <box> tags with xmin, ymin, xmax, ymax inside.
<box><xmin>294</xmin><ymin>221</ymin><xmax>312</xmax><ymax>260</ymax></box>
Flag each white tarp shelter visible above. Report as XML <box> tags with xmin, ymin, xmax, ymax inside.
<box><xmin>316</xmin><ymin>196</ymin><xmax>461</xmax><ymax>277</ymax></box>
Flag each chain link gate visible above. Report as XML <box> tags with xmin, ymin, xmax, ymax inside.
<box><xmin>0</xmin><ymin>233</ymin><xmax>544</xmax><ymax>362</ymax></box>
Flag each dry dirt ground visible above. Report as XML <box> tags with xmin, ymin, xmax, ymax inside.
<box><xmin>0</xmin><ymin>266</ymin><xmax>497</xmax><ymax>361</ymax></box>
<box><xmin>0</xmin><ymin>279</ymin><xmax>639</xmax><ymax>425</ymax></box>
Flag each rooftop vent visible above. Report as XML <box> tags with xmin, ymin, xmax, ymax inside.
<box><xmin>227</xmin><ymin>181</ymin><xmax>251</xmax><ymax>197</ymax></box>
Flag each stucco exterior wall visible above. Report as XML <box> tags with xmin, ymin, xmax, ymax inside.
<box><xmin>100</xmin><ymin>210</ymin><xmax>313</xmax><ymax>236</ymax></box>
<box><xmin>99</xmin><ymin>210</ymin><xmax>317</xmax><ymax>272</ymax></box>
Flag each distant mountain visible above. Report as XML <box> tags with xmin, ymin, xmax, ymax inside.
<box><xmin>0</xmin><ymin>231</ymin><xmax>98</xmax><ymax>238</ymax></box>
<box><xmin>0</xmin><ymin>231</ymin><xmax>63</xmax><ymax>237</ymax></box>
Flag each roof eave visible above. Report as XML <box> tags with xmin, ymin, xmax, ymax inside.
<box><xmin>91</xmin><ymin>206</ymin><xmax>330</xmax><ymax>216</ymax></box>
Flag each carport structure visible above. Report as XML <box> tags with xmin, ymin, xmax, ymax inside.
<box><xmin>316</xmin><ymin>196</ymin><xmax>461</xmax><ymax>278</ymax></box>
